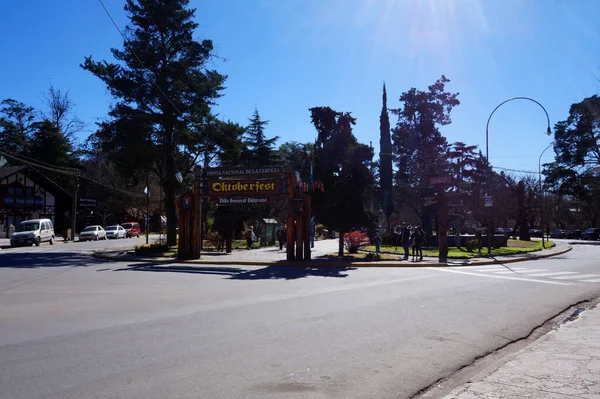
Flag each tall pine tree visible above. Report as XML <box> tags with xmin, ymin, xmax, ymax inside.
<box><xmin>379</xmin><ymin>83</ymin><xmax>394</xmax><ymax>232</ymax></box>
<box><xmin>82</xmin><ymin>0</ymin><xmax>226</xmax><ymax>245</ymax></box>
<box><xmin>242</xmin><ymin>109</ymin><xmax>279</xmax><ymax>166</ymax></box>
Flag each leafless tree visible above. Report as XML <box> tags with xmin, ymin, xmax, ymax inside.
<box><xmin>41</xmin><ymin>84</ymin><xmax>85</xmax><ymax>142</ymax></box>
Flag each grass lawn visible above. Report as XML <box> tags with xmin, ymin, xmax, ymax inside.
<box><xmin>364</xmin><ymin>239</ymin><xmax>555</xmax><ymax>259</ymax></box>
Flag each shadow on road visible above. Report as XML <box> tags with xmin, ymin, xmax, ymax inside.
<box><xmin>116</xmin><ymin>264</ymin><xmax>356</xmax><ymax>280</ymax></box>
<box><xmin>0</xmin><ymin>252</ymin><xmax>106</xmax><ymax>268</ymax></box>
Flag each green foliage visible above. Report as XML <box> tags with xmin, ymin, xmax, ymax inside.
<box><xmin>134</xmin><ymin>242</ymin><xmax>172</xmax><ymax>255</ymax></box>
<box><xmin>0</xmin><ymin>99</ymin><xmax>35</xmax><ymax>153</ymax></box>
<box><xmin>544</xmin><ymin>95</ymin><xmax>600</xmax><ymax>226</ymax></box>
<box><xmin>379</xmin><ymin>83</ymin><xmax>394</xmax><ymax>229</ymax></box>
<box><xmin>310</xmin><ymin>106</ymin><xmax>376</xmax><ymax>255</ymax></box>
<box><xmin>241</xmin><ymin>109</ymin><xmax>279</xmax><ymax>166</ymax></box>
<box><xmin>81</xmin><ymin>0</ymin><xmax>226</xmax><ymax>246</ymax></box>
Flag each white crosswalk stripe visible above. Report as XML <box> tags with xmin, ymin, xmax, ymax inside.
<box><xmin>553</xmin><ymin>274</ymin><xmax>600</xmax><ymax>280</ymax></box>
<box><xmin>524</xmin><ymin>271</ymin><xmax>579</xmax><ymax>277</ymax></box>
<box><xmin>444</xmin><ymin>265</ymin><xmax>600</xmax><ymax>284</ymax></box>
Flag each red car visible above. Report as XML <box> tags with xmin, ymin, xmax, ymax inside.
<box><xmin>121</xmin><ymin>222</ymin><xmax>141</xmax><ymax>238</ymax></box>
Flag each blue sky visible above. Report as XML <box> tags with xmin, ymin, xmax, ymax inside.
<box><xmin>1</xmin><ymin>0</ymin><xmax>599</xmax><ymax>175</ymax></box>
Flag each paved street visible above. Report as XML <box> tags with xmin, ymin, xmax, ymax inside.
<box><xmin>1</xmin><ymin>240</ymin><xmax>600</xmax><ymax>398</ymax></box>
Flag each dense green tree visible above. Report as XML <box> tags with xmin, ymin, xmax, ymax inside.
<box><xmin>379</xmin><ymin>83</ymin><xmax>394</xmax><ymax>231</ymax></box>
<box><xmin>0</xmin><ymin>99</ymin><xmax>35</xmax><ymax>154</ymax></box>
<box><xmin>241</xmin><ymin>109</ymin><xmax>279</xmax><ymax>166</ymax></box>
<box><xmin>391</xmin><ymin>76</ymin><xmax>459</xmax><ymax>258</ymax></box>
<box><xmin>310</xmin><ymin>106</ymin><xmax>375</xmax><ymax>256</ymax></box>
<box><xmin>277</xmin><ymin>141</ymin><xmax>314</xmax><ymax>177</ymax></box>
<box><xmin>82</xmin><ymin>0</ymin><xmax>226</xmax><ymax>245</ymax></box>
<box><xmin>544</xmin><ymin>95</ymin><xmax>600</xmax><ymax>226</ymax></box>
<box><xmin>26</xmin><ymin>120</ymin><xmax>77</xmax><ymax>168</ymax></box>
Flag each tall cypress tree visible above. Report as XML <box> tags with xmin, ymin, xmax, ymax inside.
<box><xmin>379</xmin><ymin>83</ymin><xmax>394</xmax><ymax>231</ymax></box>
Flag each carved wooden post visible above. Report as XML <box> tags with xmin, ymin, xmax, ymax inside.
<box><xmin>192</xmin><ymin>166</ymin><xmax>203</xmax><ymax>259</ymax></box>
<box><xmin>286</xmin><ymin>168</ymin><xmax>295</xmax><ymax>261</ymax></box>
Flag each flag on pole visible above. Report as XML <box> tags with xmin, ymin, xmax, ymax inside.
<box><xmin>144</xmin><ymin>186</ymin><xmax>149</xmax><ymax>196</ymax></box>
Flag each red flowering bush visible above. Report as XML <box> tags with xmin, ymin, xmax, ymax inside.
<box><xmin>343</xmin><ymin>230</ymin><xmax>370</xmax><ymax>253</ymax></box>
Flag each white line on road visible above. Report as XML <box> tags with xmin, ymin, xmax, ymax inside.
<box><xmin>524</xmin><ymin>271</ymin><xmax>579</xmax><ymax>277</ymax></box>
<box><xmin>452</xmin><ymin>266</ymin><xmax>509</xmax><ymax>271</ymax></box>
<box><xmin>492</xmin><ymin>269</ymin><xmax>547</xmax><ymax>274</ymax></box>
<box><xmin>552</xmin><ymin>274</ymin><xmax>600</xmax><ymax>280</ymax></box>
<box><xmin>427</xmin><ymin>267</ymin><xmax>573</xmax><ymax>285</ymax></box>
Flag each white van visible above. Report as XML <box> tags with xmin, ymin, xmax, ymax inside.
<box><xmin>10</xmin><ymin>219</ymin><xmax>55</xmax><ymax>247</ymax></box>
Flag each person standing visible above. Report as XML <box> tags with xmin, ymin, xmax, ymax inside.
<box><xmin>245</xmin><ymin>226</ymin><xmax>255</xmax><ymax>250</ymax></box>
<box><xmin>277</xmin><ymin>226</ymin><xmax>286</xmax><ymax>250</ymax></box>
<box><xmin>373</xmin><ymin>233</ymin><xmax>382</xmax><ymax>254</ymax></box>
<box><xmin>412</xmin><ymin>226</ymin><xmax>424</xmax><ymax>261</ymax></box>
<box><xmin>401</xmin><ymin>222</ymin><xmax>411</xmax><ymax>260</ymax></box>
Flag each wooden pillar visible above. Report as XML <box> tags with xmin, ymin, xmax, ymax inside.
<box><xmin>177</xmin><ymin>196</ymin><xmax>185</xmax><ymax>258</ymax></box>
<box><xmin>438</xmin><ymin>188</ymin><xmax>449</xmax><ymax>262</ymax></box>
<box><xmin>296</xmin><ymin>212</ymin><xmax>303</xmax><ymax>260</ymax></box>
<box><xmin>303</xmin><ymin>193</ymin><xmax>311</xmax><ymax>261</ymax></box>
<box><xmin>192</xmin><ymin>167</ymin><xmax>203</xmax><ymax>259</ymax></box>
<box><xmin>286</xmin><ymin>169</ymin><xmax>295</xmax><ymax>261</ymax></box>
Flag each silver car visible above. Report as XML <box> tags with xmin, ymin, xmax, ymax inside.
<box><xmin>79</xmin><ymin>225</ymin><xmax>107</xmax><ymax>241</ymax></box>
<box><xmin>105</xmin><ymin>225</ymin><xmax>126</xmax><ymax>239</ymax></box>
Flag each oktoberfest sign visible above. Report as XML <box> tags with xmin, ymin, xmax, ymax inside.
<box><xmin>207</xmin><ymin>179</ymin><xmax>283</xmax><ymax>197</ymax></box>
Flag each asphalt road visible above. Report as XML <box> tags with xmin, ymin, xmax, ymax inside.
<box><xmin>1</xmin><ymin>240</ymin><xmax>600</xmax><ymax>399</ymax></box>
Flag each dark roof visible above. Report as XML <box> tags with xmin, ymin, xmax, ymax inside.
<box><xmin>0</xmin><ymin>165</ymin><xmax>27</xmax><ymax>180</ymax></box>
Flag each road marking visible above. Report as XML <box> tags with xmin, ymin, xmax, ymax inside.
<box><xmin>581</xmin><ymin>279</ymin><xmax>600</xmax><ymax>283</ymax></box>
<box><xmin>492</xmin><ymin>268</ymin><xmax>547</xmax><ymax>274</ymax></box>
<box><xmin>524</xmin><ymin>271</ymin><xmax>579</xmax><ymax>277</ymax></box>
<box><xmin>427</xmin><ymin>267</ymin><xmax>573</xmax><ymax>285</ymax></box>
<box><xmin>453</xmin><ymin>266</ymin><xmax>508</xmax><ymax>271</ymax></box>
<box><xmin>553</xmin><ymin>274</ymin><xmax>600</xmax><ymax>280</ymax></box>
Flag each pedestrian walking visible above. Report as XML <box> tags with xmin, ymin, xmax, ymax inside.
<box><xmin>245</xmin><ymin>226</ymin><xmax>255</xmax><ymax>250</ymax></box>
<box><xmin>401</xmin><ymin>222</ymin><xmax>411</xmax><ymax>260</ymax></box>
<box><xmin>373</xmin><ymin>233</ymin><xmax>382</xmax><ymax>254</ymax></box>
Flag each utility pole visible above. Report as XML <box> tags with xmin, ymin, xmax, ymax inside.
<box><xmin>71</xmin><ymin>172</ymin><xmax>79</xmax><ymax>241</ymax></box>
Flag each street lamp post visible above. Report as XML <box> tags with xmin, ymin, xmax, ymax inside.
<box><xmin>538</xmin><ymin>144</ymin><xmax>553</xmax><ymax>248</ymax></box>
<box><xmin>485</xmin><ymin>97</ymin><xmax>552</xmax><ymax>255</ymax></box>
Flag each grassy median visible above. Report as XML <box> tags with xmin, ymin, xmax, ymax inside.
<box><xmin>363</xmin><ymin>239</ymin><xmax>555</xmax><ymax>259</ymax></box>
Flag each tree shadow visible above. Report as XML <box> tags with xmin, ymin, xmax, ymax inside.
<box><xmin>0</xmin><ymin>251</ymin><xmax>106</xmax><ymax>268</ymax></box>
<box><xmin>116</xmin><ymin>264</ymin><xmax>355</xmax><ymax>280</ymax></box>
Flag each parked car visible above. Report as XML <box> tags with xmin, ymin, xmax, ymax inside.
<box><xmin>105</xmin><ymin>225</ymin><xmax>126</xmax><ymax>239</ymax></box>
<box><xmin>528</xmin><ymin>229</ymin><xmax>543</xmax><ymax>238</ymax></box>
<box><xmin>550</xmin><ymin>229</ymin><xmax>567</xmax><ymax>239</ymax></box>
<box><xmin>581</xmin><ymin>228</ymin><xmax>600</xmax><ymax>241</ymax></box>
<box><xmin>566</xmin><ymin>229</ymin><xmax>582</xmax><ymax>239</ymax></box>
<box><xmin>79</xmin><ymin>225</ymin><xmax>107</xmax><ymax>241</ymax></box>
<box><xmin>10</xmin><ymin>219</ymin><xmax>55</xmax><ymax>247</ymax></box>
<box><xmin>121</xmin><ymin>222</ymin><xmax>141</xmax><ymax>238</ymax></box>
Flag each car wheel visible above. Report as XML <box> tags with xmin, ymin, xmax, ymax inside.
<box><xmin>50</xmin><ymin>236</ymin><xmax>55</xmax><ymax>245</ymax></box>
<box><xmin>95</xmin><ymin>235</ymin><xmax>99</xmax><ymax>241</ymax></box>
<box><xmin>35</xmin><ymin>237</ymin><xmax>41</xmax><ymax>246</ymax></box>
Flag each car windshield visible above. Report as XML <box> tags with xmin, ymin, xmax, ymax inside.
<box><xmin>83</xmin><ymin>226</ymin><xmax>97</xmax><ymax>232</ymax></box>
<box><xmin>122</xmin><ymin>224</ymin><xmax>133</xmax><ymax>229</ymax></box>
<box><xmin>105</xmin><ymin>226</ymin><xmax>117</xmax><ymax>231</ymax></box>
<box><xmin>16</xmin><ymin>223</ymin><xmax>39</xmax><ymax>232</ymax></box>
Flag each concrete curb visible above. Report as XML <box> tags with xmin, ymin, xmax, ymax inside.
<box><xmin>91</xmin><ymin>245</ymin><xmax>572</xmax><ymax>268</ymax></box>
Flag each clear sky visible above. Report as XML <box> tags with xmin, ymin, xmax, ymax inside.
<box><xmin>1</xmin><ymin>0</ymin><xmax>599</xmax><ymax>175</ymax></box>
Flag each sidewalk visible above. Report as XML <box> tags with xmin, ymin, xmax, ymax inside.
<box><xmin>92</xmin><ymin>238</ymin><xmax>572</xmax><ymax>267</ymax></box>
<box><xmin>443</xmin><ymin>303</ymin><xmax>600</xmax><ymax>398</ymax></box>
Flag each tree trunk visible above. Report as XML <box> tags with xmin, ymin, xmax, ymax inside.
<box><xmin>338</xmin><ymin>230</ymin><xmax>344</xmax><ymax>256</ymax></box>
<box><xmin>164</xmin><ymin>140</ymin><xmax>177</xmax><ymax>246</ymax></box>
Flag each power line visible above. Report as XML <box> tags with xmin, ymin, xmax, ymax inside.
<box><xmin>29</xmin><ymin>165</ymin><xmax>73</xmax><ymax>197</ymax></box>
<box><xmin>0</xmin><ymin>150</ymin><xmax>77</xmax><ymax>176</ymax></box>
<box><xmin>0</xmin><ymin>147</ymin><xmax>78</xmax><ymax>173</ymax></box>
<box><xmin>0</xmin><ymin>148</ymin><xmax>147</xmax><ymax>198</ymax></box>
<box><xmin>96</xmin><ymin>0</ymin><xmax>184</xmax><ymax>117</ymax></box>
<box><xmin>492</xmin><ymin>166</ymin><xmax>538</xmax><ymax>175</ymax></box>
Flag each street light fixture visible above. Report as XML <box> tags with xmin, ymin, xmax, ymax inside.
<box><xmin>485</xmin><ymin>97</ymin><xmax>552</xmax><ymax>255</ymax></box>
<box><xmin>538</xmin><ymin>144</ymin><xmax>554</xmax><ymax>248</ymax></box>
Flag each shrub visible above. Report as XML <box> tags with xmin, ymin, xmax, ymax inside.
<box><xmin>466</xmin><ymin>239</ymin><xmax>482</xmax><ymax>252</ymax></box>
<box><xmin>135</xmin><ymin>242</ymin><xmax>169</xmax><ymax>254</ymax></box>
<box><xmin>364</xmin><ymin>252</ymin><xmax>381</xmax><ymax>261</ymax></box>
<box><xmin>344</xmin><ymin>230</ymin><xmax>370</xmax><ymax>253</ymax></box>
